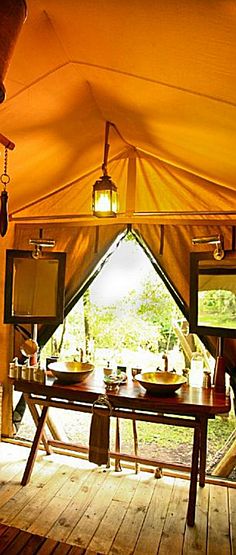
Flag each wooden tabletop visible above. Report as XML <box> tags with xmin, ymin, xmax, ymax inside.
<box><xmin>13</xmin><ymin>370</ymin><xmax>231</xmax><ymax>417</ymax></box>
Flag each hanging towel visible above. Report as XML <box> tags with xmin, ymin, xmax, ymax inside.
<box><xmin>89</xmin><ymin>395</ymin><xmax>112</xmax><ymax>466</ymax></box>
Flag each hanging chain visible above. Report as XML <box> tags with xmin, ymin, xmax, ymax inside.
<box><xmin>0</xmin><ymin>147</ymin><xmax>10</xmax><ymax>189</ymax></box>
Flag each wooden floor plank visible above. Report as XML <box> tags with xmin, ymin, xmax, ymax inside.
<box><xmin>36</xmin><ymin>537</ymin><xmax>62</xmax><ymax>555</ymax></box>
<box><xmin>157</xmin><ymin>478</ymin><xmax>188</xmax><ymax>555</ymax></box>
<box><xmin>183</xmin><ymin>484</ymin><xmax>209</xmax><ymax>555</ymax></box>
<box><xmin>0</xmin><ymin>523</ymin><xmax>8</xmax><ymax>536</ymax></box>
<box><xmin>207</xmin><ymin>484</ymin><xmax>231</xmax><ymax>555</ymax></box>
<box><xmin>49</xmin><ymin>541</ymin><xmax>72</xmax><ymax>554</ymax></box>
<box><xmin>108</xmin><ymin>473</ymin><xmax>156</xmax><ymax>555</ymax></box>
<box><xmin>0</xmin><ymin>484</ymin><xmax>41</xmax><ymax>524</ymax></box>
<box><xmin>133</xmin><ymin>476</ymin><xmax>174</xmax><ymax>555</ymax></box>
<box><xmin>0</xmin><ymin>460</ymin><xmax>26</xmax><ymax>484</ymax></box>
<box><xmin>0</xmin><ymin>526</ymin><xmax>22</xmax><ymax>553</ymax></box>
<box><xmin>11</xmin><ymin>463</ymin><xmax>76</xmax><ymax>530</ymax></box>
<box><xmin>47</xmin><ymin>468</ymin><xmax>109</xmax><ymax>543</ymax></box>
<box><xmin>0</xmin><ymin>443</ymin><xmax>29</xmax><ymax>467</ymax></box>
<box><xmin>54</xmin><ymin>466</ymin><xmax>93</xmax><ymax>500</ymax></box>
<box><xmin>0</xmin><ymin>457</ymin><xmax>59</xmax><ymax>525</ymax></box>
<box><xmin>88</xmin><ymin>470</ymin><xmax>141</xmax><ymax>554</ymax></box>
<box><xmin>0</xmin><ymin>442</ymin><xmax>236</xmax><ymax>555</ymax></box>
<box><xmin>28</xmin><ymin>496</ymin><xmax>71</xmax><ymax>537</ymax></box>
<box><xmin>67</xmin><ymin>470</ymin><xmax>124</xmax><ymax>549</ymax></box>
<box><xmin>228</xmin><ymin>488</ymin><xmax>236</xmax><ymax>555</ymax></box>
<box><xmin>6</xmin><ymin>529</ymin><xmax>43</xmax><ymax>555</ymax></box>
<box><xmin>0</xmin><ymin>472</ymin><xmax>27</xmax><ymax>510</ymax></box>
<box><xmin>68</xmin><ymin>546</ymin><xmax>86</xmax><ymax>555</ymax></box>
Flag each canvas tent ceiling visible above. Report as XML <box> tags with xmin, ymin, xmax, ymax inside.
<box><xmin>0</xmin><ymin>0</ymin><xmax>236</xmax><ymax>222</ymax></box>
<box><xmin>1</xmin><ymin>1</ymin><xmax>236</xmax><ymax>436</ymax></box>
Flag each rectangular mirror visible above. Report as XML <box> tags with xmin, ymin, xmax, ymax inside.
<box><xmin>189</xmin><ymin>250</ymin><xmax>236</xmax><ymax>337</ymax></box>
<box><xmin>4</xmin><ymin>249</ymin><xmax>66</xmax><ymax>324</ymax></box>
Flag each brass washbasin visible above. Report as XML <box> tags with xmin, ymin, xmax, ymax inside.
<box><xmin>135</xmin><ymin>371</ymin><xmax>187</xmax><ymax>395</ymax></box>
<box><xmin>48</xmin><ymin>361</ymin><xmax>94</xmax><ymax>384</ymax></box>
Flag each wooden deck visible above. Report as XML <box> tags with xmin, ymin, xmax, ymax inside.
<box><xmin>0</xmin><ymin>442</ymin><xmax>236</xmax><ymax>555</ymax></box>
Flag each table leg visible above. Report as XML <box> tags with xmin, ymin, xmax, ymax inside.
<box><xmin>115</xmin><ymin>418</ymin><xmax>122</xmax><ymax>472</ymax></box>
<box><xmin>132</xmin><ymin>419</ymin><xmax>139</xmax><ymax>474</ymax></box>
<box><xmin>21</xmin><ymin>405</ymin><xmax>49</xmax><ymax>486</ymax></box>
<box><xmin>199</xmin><ymin>417</ymin><xmax>208</xmax><ymax>487</ymax></box>
<box><xmin>25</xmin><ymin>394</ymin><xmax>52</xmax><ymax>455</ymax></box>
<box><xmin>187</xmin><ymin>422</ymin><xmax>200</xmax><ymax>527</ymax></box>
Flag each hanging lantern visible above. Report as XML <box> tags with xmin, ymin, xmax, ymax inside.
<box><xmin>92</xmin><ymin>174</ymin><xmax>118</xmax><ymax>218</ymax></box>
<box><xmin>92</xmin><ymin>122</ymin><xmax>119</xmax><ymax>217</ymax></box>
<box><xmin>0</xmin><ymin>0</ymin><xmax>27</xmax><ymax>103</ymax></box>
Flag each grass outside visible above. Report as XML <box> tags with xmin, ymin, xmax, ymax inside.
<box><xmin>120</xmin><ymin>415</ymin><xmax>236</xmax><ymax>449</ymax></box>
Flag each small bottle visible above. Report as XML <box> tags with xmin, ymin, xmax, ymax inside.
<box><xmin>28</xmin><ymin>365</ymin><xmax>35</xmax><ymax>381</ymax></box>
<box><xmin>9</xmin><ymin>362</ymin><xmax>16</xmax><ymax>378</ymax></box>
<box><xmin>9</xmin><ymin>357</ymin><xmax>20</xmax><ymax>379</ymax></box>
<box><xmin>39</xmin><ymin>365</ymin><xmax>45</xmax><ymax>384</ymax></box>
<box><xmin>16</xmin><ymin>365</ymin><xmax>22</xmax><ymax>380</ymax></box>
<box><xmin>33</xmin><ymin>364</ymin><xmax>45</xmax><ymax>384</ymax></box>
<box><xmin>203</xmin><ymin>370</ymin><xmax>211</xmax><ymax>388</ymax></box>
<box><xmin>33</xmin><ymin>365</ymin><xmax>39</xmax><ymax>382</ymax></box>
<box><xmin>189</xmin><ymin>352</ymin><xmax>204</xmax><ymax>387</ymax></box>
<box><xmin>21</xmin><ymin>364</ymin><xmax>29</xmax><ymax>381</ymax></box>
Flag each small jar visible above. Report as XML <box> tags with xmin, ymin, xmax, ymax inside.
<box><xmin>9</xmin><ymin>362</ymin><xmax>16</xmax><ymax>378</ymax></box>
<box><xmin>33</xmin><ymin>366</ymin><xmax>39</xmax><ymax>382</ymax></box>
<box><xmin>28</xmin><ymin>366</ymin><xmax>35</xmax><ymax>381</ymax></box>
<box><xmin>15</xmin><ymin>365</ymin><xmax>22</xmax><ymax>380</ymax></box>
<box><xmin>21</xmin><ymin>364</ymin><xmax>29</xmax><ymax>381</ymax></box>
<box><xmin>203</xmin><ymin>370</ymin><xmax>211</xmax><ymax>388</ymax></box>
<box><xmin>33</xmin><ymin>366</ymin><xmax>45</xmax><ymax>384</ymax></box>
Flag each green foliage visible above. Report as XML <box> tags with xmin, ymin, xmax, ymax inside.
<box><xmin>199</xmin><ymin>290</ymin><xmax>236</xmax><ymax>328</ymax></box>
<box><xmin>87</xmin><ymin>293</ymin><xmax>160</xmax><ymax>354</ymax></box>
<box><xmin>118</xmin><ymin>415</ymin><xmax>235</xmax><ymax>452</ymax></box>
<box><xmin>137</xmin><ymin>276</ymin><xmax>183</xmax><ymax>350</ymax></box>
<box><xmin>42</xmin><ymin>271</ymin><xmax>184</xmax><ymax>362</ymax></box>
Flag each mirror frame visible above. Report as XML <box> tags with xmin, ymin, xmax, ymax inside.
<box><xmin>4</xmin><ymin>249</ymin><xmax>66</xmax><ymax>324</ymax></box>
<box><xmin>189</xmin><ymin>250</ymin><xmax>236</xmax><ymax>338</ymax></box>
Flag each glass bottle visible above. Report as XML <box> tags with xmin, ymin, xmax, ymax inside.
<box><xmin>189</xmin><ymin>352</ymin><xmax>204</xmax><ymax>387</ymax></box>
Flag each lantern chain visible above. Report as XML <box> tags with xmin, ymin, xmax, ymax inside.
<box><xmin>0</xmin><ymin>147</ymin><xmax>10</xmax><ymax>189</ymax></box>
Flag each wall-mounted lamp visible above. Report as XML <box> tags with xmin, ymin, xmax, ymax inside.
<box><xmin>192</xmin><ymin>234</ymin><xmax>224</xmax><ymax>261</ymax></box>
<box><xmin>92</xmin><ymin>121</ymin><xmax>118</xmax><ymax>217</ymax></box>
<box><xmin>29</xmin><ymin>238</ymin><xmax>55</xmax><ymax>259</ymax></box>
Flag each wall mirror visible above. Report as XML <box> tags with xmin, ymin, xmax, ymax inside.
<box><xmin>4</xmin><ymin>249</ymin><xmax>66</xmax><ymax>324</ymax></box>
<box><xmin>189</xmin><ymin>250</ymin><xmax>236</xmax><ymax>337</ymax></box>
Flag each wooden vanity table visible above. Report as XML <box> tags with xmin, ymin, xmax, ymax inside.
<box><xmin>12</xmin><ymin>371</ymin><xmax>231</xmax><ymax>527</ymax></box>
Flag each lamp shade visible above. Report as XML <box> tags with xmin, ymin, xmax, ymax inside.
<box><xmin>92</xmin><ymin>174</ymin><xmax>118</xmax><ymax>217</ymax></box>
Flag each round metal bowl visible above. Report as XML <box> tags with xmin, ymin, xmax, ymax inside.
<box><xmin>48</xmin><ymin>361</ymin><xmax>94</xmax><ymax>384</ymax></box>
<box><xmin>135</xmin><ymin>371</ymin><xmax>187</xmax><ymax>395</ymax></box>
